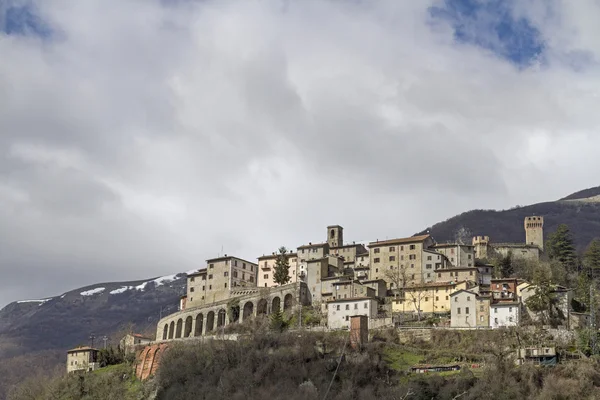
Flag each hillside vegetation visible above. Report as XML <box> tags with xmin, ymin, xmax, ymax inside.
<box><xmin>11</xmin><ymin>330</ymin><xmax>600</xmax><ymax>400</ymax></box>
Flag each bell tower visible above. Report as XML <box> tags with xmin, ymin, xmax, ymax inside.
<box><xmin>327</xmin><ymin>225</ymin><xmax>344</xmax><ymax>248</ymax></box>
<box><xmin>524</xmin><ymin>216</ymin><xmax>544</xmax><ymax>251</ymax></box>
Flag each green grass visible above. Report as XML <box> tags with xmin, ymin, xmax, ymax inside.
<box><xmin>383</xmin><ymin>345</ymin><xmax>424</xmax><ymax>372</ymax></box>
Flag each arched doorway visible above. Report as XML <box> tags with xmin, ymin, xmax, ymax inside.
<box><xmin>168</xmin><ymin>321</ymin><xmax>175</xmax><ymax>339</ymax></box>
<box><xmin>284</xmin><ymin>294</ymin><xmax>293</xmax><ymax>311</ymax></box>
<box><xmin>272</xmin><ymin>297</ymin><xmax>281</xmax><ymax>313</ymax></box>
<box><xmin>217</xmin><ymin>309</ymin><xmax>226</xmax><ymax>328</ymax></box>
<box><xmin>206</xmin><ymin>311</ymin><xmax>215</xmax><ymax>332</ymax></box>
<box><xmin>257</xmin><ymin>299</ymin><xmax>268</xmax><ymax>315</ymax></box>
<box><xmin>195</xmin><ymin>313</ymin><xmax>204</xmax><ymax>336</ymax></box>
<box><xmin>162</xmin><ymin>324</ymin><xmax>168</xmax><ymax>340</ymax></box>
<box><xmin>175</xmin><ymin>319</ymin><xmax>183</xmax><ymax>338</ymax></box>
<box><xmin>243</xmin><ymin>301</ymin><xmax>254</xmax><ymax>320</ymax></box>
<box><xmin>184</xmin><ymin>316</ymin><xmax>193</xmax><ymax>337</ymax></box>
<box><xmin>229</xmin><ymin>305</ymin><xmax>240</xmax><ymax>323</ymax></box>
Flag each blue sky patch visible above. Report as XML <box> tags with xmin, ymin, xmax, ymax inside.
<box><xmin>1</xmin><ymin>2</ymin><xmax>52</xmax><ymax>38</ymax></box>
<box><xmin>429</xmin><ymin>0</ymin><xmax>545</xmax><ymax>67</ymax></box>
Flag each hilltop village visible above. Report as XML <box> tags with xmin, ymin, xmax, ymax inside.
<box><xmin>150</xmin><ymin>215</ymin><xmax>587</xmax><ymax>339</ymax></box>
<box><xmin>67</xmin><ymin>216</ymin><xmax>589</xmax><ymax>374</ymax></box>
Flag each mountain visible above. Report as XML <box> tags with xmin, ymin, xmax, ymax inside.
<box><xmin>0</xmin><ymin>273</ymin><xmax>186</xmax><ymax>398</ymax></box>
<box><xmin>418</xmin><ymin>186</ymin><xmax>600</xmax><ymax>250</ymax></box>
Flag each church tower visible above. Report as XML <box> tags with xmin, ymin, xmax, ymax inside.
<box><xmin>524</xmin><ymin>216</ymin><xmax>544</xmax><ymax>251</ymax></box>
<box><xmin>327</xmin><ymin>225</ymin><xmax>344</xmax><ymax>248</ymax></box>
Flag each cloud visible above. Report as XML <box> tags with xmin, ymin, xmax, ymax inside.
<box><xmin>0</xmin><ymin>0</ymin><xmax>599</xmax><ymax>306</ymax></box>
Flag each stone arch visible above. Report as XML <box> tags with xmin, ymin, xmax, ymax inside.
<box><xmin>162</xmin><ymin>324</ymin><xmax>168</xmax><ymax>340</ymax></box>
<box><xmin>272</xmin><ymin>297</ymin><xmax>281</xmax><ymax>313</ymax></box>
<box><xmin>243</xmin><ymin>301</ymin><xmax>254</xmax><ymax>320</ymax></box>
<box><xmin>284</xmin><ymin>293</ymin><xmax>293</xmax><ymax>311</ymax></box>
<box><xmin>194</xmin><ymin>313</ymin><xmax>203</xmax><ymax>336</ymax></box>
<box><xmin>175</xmin><ymin>318</ymin><xmax>183</xmax><ymax>338</ymax></box>
<box><xmin>206</xmin><ymin>311</ymin><xmax>215</xmax><ymax>332</ymax></box>
<box><xmin>168</xmin><ymin>321</ymin><xmax>175</xmax><ymax>339</ymax></box>
<box><xmin>184</xmin><ymin>316</ymin><xmax>193</xmax><ymax>337</ymax></box>
<box><xmin>217</xmin><ymin>309</ymin><xmax>226</xmax><ymax>328</ymax></box>
<box><xmin>257</xmin><ymin>298</ymin><xmax>268</xmax><ymax>315</ymax></box>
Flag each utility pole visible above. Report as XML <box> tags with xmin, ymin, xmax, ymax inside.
<box><xmin>89</xmin><ymin>334</ymin><xmax>96</xmax><ymax>348</ymax></box>
<box><xmin>591</xmin><ymin>284</ymin><xmax>596</xmax><ymax>355</ymax></box>
<box><xmin>102</xmin><ymin>336</ymin><xmax>108</xmax><ymax>349</ymax></box>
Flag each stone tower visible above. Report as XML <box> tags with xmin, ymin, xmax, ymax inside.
<box><xmin>472</xmin><ymin>236</ymin><xmax>490</xmax><ymax>259</ymax></box>
<box><xmin>524</xmin><ymin>216</ymin><xmax>544</xmax><ymax>251</ymax></box>
<box><xmin>327</xmin><ymin>225</ymin><xmax>344</xmax><ymax>248</ymax></box>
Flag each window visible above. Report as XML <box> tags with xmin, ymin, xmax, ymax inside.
<box><xmin>389</xmin><ymin>256</ymin><xmax>396</xmax><ymax>261</ymax></box>
<box><xmin>364</xmin><ymin>302</ymin><xmax>368</xmax><ymax>309</ymax></box>
<box><xmin>374</xmin><ymin>248</ymin><xmax>380</xmax><ymax>254</ymax></box>
<box><xmin>494</xmin><ymin>308</ymin><xmax>498</xmax><ymax>313</ymax></box>
<box><xmin>345</xmin><ymin>316</ymin><xmax>349</xmax><ymax>321</ymax></box>
<box><xmin>233</xmin><ymin>271</ymin><xmax>238</xmax><ymax>278</ymax></box>
<box><xmin>509</xmin><ymin>307</ymin><xmax>512</xmax><ymax>312</ymax></box>
<box><xmin>438</xmin><ymin>273</ymin><xmax>442</xmax><ymax>278</ymax></box>
<box><xmin>467</xmin><ymin>296</ymin><xmax>470</xmax><ymax>301</ymax></box>
<box><xmin>425</xmin><ymin>297</ymin><xmax>429</xmax><ymax>302</ymax></box>
<box><xmin>465</xmin><ymin>307</ymin><xmax>469</xmax><ymax>314</ymax></box>
<box><xmin>427</xmin><ymin>255</ymin><xmax>432</xmax><ymax>260</ymax></box>
<box><xmin>411</xmin><ymin>264</ymin><xmax>414</xmax><ymax>268</ymax></box>
<box><xmin>401</xmin><ymin>255</ymin><xmax>404</xmax><ymax>260</ymax></box>
<box><xmin>446</xmin><ymin>296</ymin><xmax>449</xmax><ymax>300</ymax></box>
<box><xmin>454</xmin><ymin>297</ymin><xmax>458</xmax><ymax>302</ymax></box>
<box><xmin>389</xmin><ymin>246</ymin><xmax>395</xmax><ymax>251</ymax></box>
<box><xmin>480</xmin><ymin>306</ymin><xmax>484</xmax><ymax>311</ymax></box>
<box><xmin>508</xmin><ymin>316</ymin><xmax>513</xmax><ymax>322</ymax></box>
<box><xmin>202</xmin><ymin>286</ymin><xmax>205</xmax><ymax>291</ymax></box>
<box><xmin>409</xmin><ymin>255</ymin><xmax>416</xmax><ymax>260</ymax></box>
<box><xmin>242</xmin><ymin>263</ymin><xmax>246</xmax><ymax>269</ymax></box>
<box><xmin>427</xmin><ymin>273</ymin><xmax>431</xmax><ymax>278</ymax></box>
<box><xmin>209</xmin><ymin>263</ymin><xmax>214</xmax><ymax>268</ymax></box>
<box><xmin>468</xmin><ymin>254</ymin><xmax>472</xmax><ymax>259</ymax></box>
<box><xmin>426</xmin><ymin>264</ymin><xmax>432</xmax><ymax>269</ymax></box>
<box><xmin>345</xmin><ymin>304</ymin><xmax>350</xmax><ymax>310</ymax></box>
<box><xmin>224</xmin><ymin>283</ymin><xmax>227</xmax><ymax>288</ymax></box>
<box><xmin>224</xmin><ymin>271</ymin><xmax>229</xmax><ymax>277</ymax></box>
<box><xmin>250</xmin><ymin>277</ymin><xmax>254</xmax><ymax>283</ymax></box>
<box><xmin>336</xmin><ymin>305</ymin><xmax>340</xmax><ymax>311</ymax></box>
<box><xmin>354</xmin><ymin>304</ymin><xmax>358</xmax><ymax>309</ymax></box>
<box><xmin>208</xmin><ymin>274</ymin><xmax>213</xmax><ymax>279</ymax></box>
<box><xmin>435</xmin><ymin>296</ymin><xmax>439</xmax><ymax>301</ymax></box>
<box><xmin>190</xmin><ymin>277</ymin><xmax>195</xmax><ymax>282</ymax></box>
<box><xmin>209</xmin><ymin>285</ymin><xmax>212</xmax><ymax>290</ymax></box>
<box><xmin>450</xmin><ymin>248</ymin><xmax>455</xmax><ymax>254</ymax></box>
<box><xmin>457</xmin><ymin>307</ymin><xmax>461</xmax><ymax>314</ymax></box>
<box><xmin>469</xmin><ymin>271</ymin><xmax>473</xmax><ymax>276</ymax></box>
<box><xmin>250</xmin><ymin>265</ymin><xmax>254</xmax><ymax>271</ymax></box>
<box><xmin>374</xmin><ymin>258</ymin><xmax>380</xmax><ymax>263</ymax></box>
<box><xmin>409</xmin><ymin>245</ymin><xmax>415</xmax><ymax>250</ymax></box>
<box><xmin>234</xmin><ymin>260</ymin><xmax>238</xmax><ymax>266</ymax></box>
<box><xmin>264</xmin><ymin>274</ymin><xmax>268</xmax><ymax>279</ymax></box>
<box><xmin>389</xmin><ymin>265</ymin><xmax>394</xmax><ymax>270</ymax></box>
<box><xmin>242</xmin><ymin>273</ymin><xmax>246</xmax><ymax>279</ymax></box>
<box><xmin>190</xmin><ymin>287</ymin><xmax>195</xmax><ymax>292</ymax></box>
<box><xmin>375</xmin><ymin>268</ymin><xmax>378</xmax><ymax>273</ymax></box>
<box><xmin>411</xmin><ymin>274</ymin><xmax>415</xmax><ymax>280</ymax></box>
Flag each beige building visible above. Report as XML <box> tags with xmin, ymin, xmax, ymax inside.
<box><xmin>330</xmin><ymin>242</ymin><xmax>368</xmax><ymax>269</ymax></box>
<box><xmin>435</xmin><ymin>267</ymin><xmax>480</xmax><ymax>284</ymax></box>
<box><xmin>119</xmin><ymin>333</ymin><xmax>153</xmax><ymax>355</ymax></box>
<box><xmin>422</xmin><ymin>249</ymin><xmax>448</xmax><ymax>282</ymax></box>
<box><xmin>321</xmin><ymin>277</ymin><xmax>376</xmax><ymax>304</ymax></box>
<box><xmin>187</xmin><ymin>256</ymin><xmax>258</xmax><ymax>308</ymax></box>
<box><xmin>305</xmin><ymin>256</ymin><xmax>343</xmax><ymax>303</ymax></box>
<box><xmin>430</xmin><ymin>243</ymin><xmax>475</xmax><ymax>268</ymax></box>
<box><xmin>368</xmin><ymin>234</ymin><xmax>434</xmax><ymax>289</ymax></box>
<box><xmin>477</xmin><ymin>295</ymin><xmax>491</xmax><ymax>327</ymax></box>
<box><xmin>450</xmin><ymin>289</ymin><xmax>478</xmax><ymax>328</ymax></box>
<box><xmin>257</xmin><ymin>251</ymin><xmax>299</xmax><ymax>288</ymax></box>
<box><xmin>327</xmin><ymin>297</ymin><xmax>378</xmax><ymax>330</ymax></box>
<box><xmin>391</xmin><ymin>281</ymin><xmax>471</xmax><ymax>315</ymax></box>
<box><xmin>67</xmin><ymin>346</ymin><xmax>99</xmax><ymax>373</ymax></box>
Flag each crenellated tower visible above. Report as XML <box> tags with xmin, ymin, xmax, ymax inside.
<box><xmin>524</xmin><ymin>216</ymin><xmax>544</xmax><ymax>251</ymax></box>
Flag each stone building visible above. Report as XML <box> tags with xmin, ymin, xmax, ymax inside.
<box><xmin>187</xmin><ymin>255</ymin><xmax>258</xmax><ymax>308</ymax></box>
<box><xmin>257</xmin><ymin>251</ymin><xmax>299</xmax><ymax>288</ymax></box>
<box><xmin>430</xmin><ymin>243</ymin><xmax>475</xmax><ymax>269</ymax></box>
<box><xmin>327</xmin><ymin>297</ymin><xmax>378</xmax><ymax>330</ymax></box>
<box><xmin>422</xmin><ymin>249</ymin><xmax>448</xmax><ymax>283</ymax></box>
<box><xmin>368</xmin><ymin>234</ymin><xmax>434</xmax><ymax>289</ymax></box>
<box><xmin>67</xmin><ymin>346</ymin><xmax>99</xmax><ymax>373</ymax></box>
<box><xmin>119</xmin><ymin>333</ymin><xmax>153</xmax><ymax>355</ymax></box>
<box><xmin>450</xmin><ymin>289</ymin><xmax>479</xmax><ymax>328</ymax></box>
<box><xmin>472</xmin><ymin>216</ymin><xmax>544</xmax><ymax>261</ymax></box>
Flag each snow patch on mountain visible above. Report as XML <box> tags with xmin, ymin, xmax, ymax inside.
<box><xmin>80</xmin><ymin>287</ymin><xmax>105</xmax><ymax>296</ymax></box>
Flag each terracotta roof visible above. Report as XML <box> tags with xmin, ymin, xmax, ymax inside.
<box><xmin>67</xmin><ymin>346</ymin><xmax>98</xmax><ymax>353</ymax></box>
<box><xmin>368</xmin><ymin>234</ymin><xmax>430</xmax><ymax>247</ymax></box>
<box><xmin>297</xmin><ymin>242</ymin><xmax>328</xmax><ymax>249</ymax></box>
<box><xmin>257</xmin><ymin>252</ymin><xmax>298</xmax><ymax>260</ymax></box>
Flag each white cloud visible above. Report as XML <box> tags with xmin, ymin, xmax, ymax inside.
<box><xmin>1</xmin><ymin>0</ymin><xmax>599</xmax><ymax>306</ymax></box>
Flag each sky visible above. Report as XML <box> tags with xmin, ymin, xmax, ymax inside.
<box><xmin>1</xmin><ymin>0</ymin><xmax>600</xmax><ymax>307</ymax></box>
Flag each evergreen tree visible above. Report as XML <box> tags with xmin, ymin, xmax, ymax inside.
<box><xmin>273</xmin><ymin>246</ymin><xmax>291</xmax><ymax>286</ymax></box>
<box><xmin>546</xmin><ymin>224</ymin><xmax>577</xmax><ymax>273</ymax></box>
<box><xmin>584</xmin><ymin>238</ymin><xmax>600</xmax><ymax>279</ymax></box>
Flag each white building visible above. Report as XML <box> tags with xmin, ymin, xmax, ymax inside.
<box><xmin>490</xmin><ymin>302</ymin><xmax>520</xmax><ymax>328</ymax></box>
<box><xmin>450</xmin><ymin>289</ymin><xmax>478</xmax><ymax>328</ymax></box>
<box><xmin>327</xmin><ymin>298</ymin><xmax>378</xmax><ymax>330</ymax></box>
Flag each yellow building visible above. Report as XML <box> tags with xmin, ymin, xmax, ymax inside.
<box><xmin>257</xmin><ymin>251</ymin><xmax>299</xmax><ymax>288</ymax></box>
<box><xmin>368</xmin><ymin>234</ymin><xmax>434</xmax><ymax>289</ymax></box>
<box><xmin>391</xmin><ymin>281</ymin><xmax>472</xmax><ymax>315</ymax></box>
<box><xmin>67</xmin><ymin>346</ymin><xmax>99</xmax><ymax>373</ymax></box>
